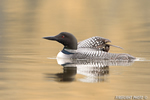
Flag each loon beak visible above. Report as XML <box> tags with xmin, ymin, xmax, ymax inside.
<box><xmin>43</xmin><ymin>36</ymin><xmax>56</xmax><ymax>40</ymax></box>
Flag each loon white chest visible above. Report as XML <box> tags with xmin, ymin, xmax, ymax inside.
<box><xmin>56</xmin><ymin>49</ymin><xmax>76</xmax><ymax>59</ymax></box>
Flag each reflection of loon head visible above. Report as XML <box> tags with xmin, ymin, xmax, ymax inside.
<box><xmin>45</xmin><ymin>67</ymin><xmax>77</xmax><ymax>82</ymax></box>
<box><xmin>43</xmin><ymin>32</ymin><xmax>77</xmax><ymax>50</ymax></box>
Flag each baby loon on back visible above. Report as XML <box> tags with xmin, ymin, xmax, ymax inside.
<box><xmin>43</xmin><ymin>32</ymin><xmax>135</xmax><ymax>60</ymax></box>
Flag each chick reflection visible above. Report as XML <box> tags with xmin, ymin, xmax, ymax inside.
<box><xmin>77</xmin><ymin>65</ymin><xmax>109</xmax><ymax>83</ymax></box>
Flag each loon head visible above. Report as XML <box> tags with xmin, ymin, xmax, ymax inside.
<box><xmin>43</xmin><ymin>32</ymin><xmax>77</xmax><ymax>50</ymax></box>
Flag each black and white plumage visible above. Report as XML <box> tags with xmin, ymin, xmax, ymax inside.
<box><xmin>78</xmin><ymin>36</ymin><xmax>123</xmax><ymax>52</ymax></box>
<box><xmin>78</xmin><ymin>36</ymin><xmax>111</xmax><ymax>50</ymax></box>
<box><xmin>43</xmin><ymin>32</ymin><xmax>135</xmax><ymax>61</ymax></box>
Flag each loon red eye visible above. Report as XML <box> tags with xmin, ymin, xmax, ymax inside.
<box><xmin>62</xmin><ymin>35</ymin><xmax>65</xmax><ymax>38</ymax></box>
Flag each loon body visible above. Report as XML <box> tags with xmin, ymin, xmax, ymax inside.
<box><xmin>43</xmin><ymin>32</ymin><xmax>135</xmax><ymax>60</ymax></box>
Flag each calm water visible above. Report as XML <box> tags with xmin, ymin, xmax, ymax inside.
<box><xmin>0</xmin><ymin>0</ymin><xmax>150</xmax><ymax>100</ymax></box>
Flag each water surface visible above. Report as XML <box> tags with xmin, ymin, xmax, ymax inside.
<box><xmin>0</xmin><ymin>0</ymin><xmax>150</xmax><ymax>100</ymax></box>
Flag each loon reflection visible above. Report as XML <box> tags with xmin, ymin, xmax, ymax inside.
<box><xmin>45</xmin><ymin>58</ymin><xmax>134</xmax><ymax>83</ymax></box>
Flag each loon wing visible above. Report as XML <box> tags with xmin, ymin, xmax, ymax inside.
<box><xmin>78</xmin><ymin>36</ymin><xmax>123</xmax><ymax>52</ymax></box>
<box><xmin>78</xmin><ymin>36</ymin><xmax>111</xmax><ymax>49</ymax></box>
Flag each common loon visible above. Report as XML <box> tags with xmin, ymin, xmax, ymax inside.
<box><xmin>43</xmin><ymin>32</ymin><xmax>135</xmax><ymax>60</ymax></box>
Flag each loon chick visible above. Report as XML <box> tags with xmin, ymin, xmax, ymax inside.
<box><xmin>43</xmin><ymin>32</ymin><xmax>135</xmax><ymax>60</ymax></box>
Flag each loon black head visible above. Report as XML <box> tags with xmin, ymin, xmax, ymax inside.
<box><xmin>43</xmin><ymin>32</ymin><xmax>77</xmax><ymax>50</ymax></box>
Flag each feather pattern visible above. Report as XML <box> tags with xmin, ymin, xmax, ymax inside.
<box><xmin>64</xmin><ymin>48</ymin><xmax>135</xmax><ymax>60</ymax></box>
<box><xmin>78</xmin><ymin>36</ymin><xmax>111</xmax><ymax>50</ymax></box>
<box><xmin>78</xmin><ymin>36</ymin><xmax>123</xmax><ymax>52</ymax></box>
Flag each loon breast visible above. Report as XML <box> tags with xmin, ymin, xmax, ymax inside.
<box><xmin>57</xmin><ymin>49</ymin><xmax>76</xmax><ymax>59</ymax></box>
<box><xmin>57</xmin><ymin>51</ymin><xmax>73</xmax><ymax>58</ymax></box>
